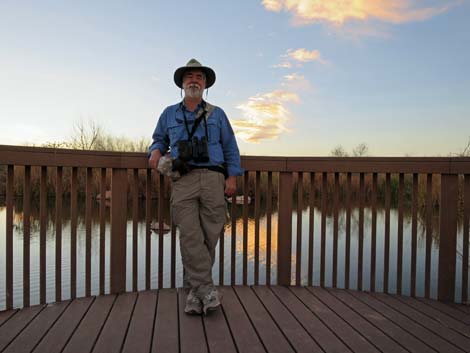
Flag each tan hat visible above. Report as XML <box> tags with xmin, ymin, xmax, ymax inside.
<box><xmin>174</xmin><ymin>58</ymin><xmax>216</xmax><ymax>89</ymax></box>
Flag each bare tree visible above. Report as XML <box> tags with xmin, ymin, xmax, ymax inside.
<box><xmin>331</xmin><ymin>145</ymin><xmax>349</xmax><ymax>157</ymax></box>
<box><xmin>352</xmin><ymin>143</ymin><xmax>369</xmax><ymax>157</ymax></box>
<box><xmin>70</xmin><ymin>120</ymin><xmax>104</xmax><ymax>150</ymax></box>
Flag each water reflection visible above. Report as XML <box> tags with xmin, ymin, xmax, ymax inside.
<box><xmin>0</xmin><ymin>196</ymin><xmax>467</xmax><ymax>310</ymax></box>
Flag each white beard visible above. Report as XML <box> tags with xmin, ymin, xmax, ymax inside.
<box><xmin>184</xmin><ymin>83</ymin><xmax>203</xmax><ymax>99</ymax></box>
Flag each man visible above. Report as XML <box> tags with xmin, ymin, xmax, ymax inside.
<box><xmin>148</xmin><ymin>59</ymin><xmax>243</xmax><ymax>315</ymax></box>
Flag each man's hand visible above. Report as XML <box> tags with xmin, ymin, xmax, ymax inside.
<box><xmin>224</xmin><ymin>176</ymin><xmax>236</xmax><ymax>197</ymax></box>
<box><xmin>148</xmin><ymin>150</ymin><xmax>162</xmax><ymax>169</ymax></box>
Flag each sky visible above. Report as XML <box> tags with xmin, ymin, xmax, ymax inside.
<box><xmin>0</xmin><ymin>0</ymin><xmax>469</xmax><ymax>157</ymax></box>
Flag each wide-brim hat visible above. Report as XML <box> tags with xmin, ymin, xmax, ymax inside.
<box><xmin>174</xmin><ymin>58</ymin><xmax>216</xmax><ymax>89</ymax></box>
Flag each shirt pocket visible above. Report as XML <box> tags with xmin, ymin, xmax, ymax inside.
<box><xmin>206</xmin><ymin>120</ymin><xmax>220</xmax><ymax>144</ymax></box>
<box><xmin>167</xmin><ymin>123</ymin><xmax>185</xmax><ymax>144</ymax></box>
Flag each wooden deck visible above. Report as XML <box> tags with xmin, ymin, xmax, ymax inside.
<box><xmin>1</xmin><ymin>286</ymin><xmax>470</xmax><ymax>353</ymax></box>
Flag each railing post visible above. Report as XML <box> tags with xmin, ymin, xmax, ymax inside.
<box><xmin>277</xmin><ymin>172</ymin><xmax>293</xmax><ymax>285</ymax></box>
<box><xmin>438</xmin><ymin>174</ymin><xmax>458</xmax><ymax>302</ymax></box>
<box><xmin>111</xmin><ymin>168</ymin><xmax>128</xmax><ymax>293</ymax></box>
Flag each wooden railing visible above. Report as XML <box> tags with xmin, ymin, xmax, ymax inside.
<box><xmin>1</xmin><ymin>145</ymin><xmax>469</xmax><ymax>310</ymax></box>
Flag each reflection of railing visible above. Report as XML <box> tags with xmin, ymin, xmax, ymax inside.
<box><xmin>1</xmin><ymin>144</ymin><xmax>469</xmax><ymax>310</ymax></box>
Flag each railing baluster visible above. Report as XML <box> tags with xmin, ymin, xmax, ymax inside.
<box><xmin>384</xmin><ymin>173</ymin><xmax>391</xmax><ymax>294</ymax></box>
<box><xmin>296</xmin><ymin>172</ymin><xmax>303</xmax><ymax>286</ymax></box>
<box><xmin>266</xmin><ymin>172</ymin><xmax>273</xmax><ymax>286</ymax></box>
<box><xmin>40</xmin><ymin>166</ymin><xmax>47</xmax><ymax>304</ymax></box>
<box><xmin>85</xmin><ymin>167</ymin><xmax>92</xmax><ymax>297</ymax></box>
<box><xmin>231</xmin><ymin>193</ymin><xmax>236</xmax><ymax>286</ymax></box>
<box><xmin>425</xmin><ymin>174</ymin><xmax>433</xmax><ymax>298</ymax></box>
<box><xmin>411</xmin><ymin>173</ymin><xmax>418</xmax><ymax>297</ymax></box>
<box><xmin>145</xmin><ymin>169</ymin><xmax>151</xmax><ymax>290</ymax></box>
<box><xmin>333</xmin><ymin>172</ymin><xmax>339</xmax><ymax>288</ymax></box>
<box><xmin>278</xmin><ymin>172</ymin><xmax>293</xmax><ymax>285</ymax></box>
<box><xmin>23</xmin><ymin>166</ymin><xmax>31</xmax><ymax>307</ymax></box>
<box><xmin>110</xmin><ymin>168</ymin><xmax>128</xmax><ymax>293</ymax></box>
<box><xmin>158</xmin><ymin>174</ymin><xmax>164</xmax><ymax>289</ymax></box>
<box><xmin>171</xmin><ymin>219</ymin><xmax>176</xmax><ymax>289</ymax></box>
<box><xmin>219</xmin><ymin>226</ymin><xmax>224</xmax><ymax>286</ymax></box>
<box><xmin>55</xmin><ymin>166</ymin><xmax>63</xmax><ymax>302</ymax></box>
<box><xmin>371</xmin><ymin>173</ymin><xmax>377</xmax><ymax>292</ymax></box>
<box><xmin>6</xmin><ymin>165</ymin><xmax>14</xmax><ymax>310</ymax></box>
<box><xmin>397</xmin><ymin>173</ymin><xmax>404</xmax><ymax>295</ymax></box>
<box><xmin>243</xmin><ymin>171</ymin><xmax>249</xmax><ymax>285</ymax></box>
<box><xmin>320</xmin><ymin>172</ymin><xmax>327</xmax><ymax>288</ymax></box>
<box><xmin>463</xmin><ymin>174</ymin><xmax>470</xmax><ymax>303</ymax></box>
<box><xmin>358</xmin><ymin>173</ymin><xmax>364</xmax><ymax>291</ymax></box>
<box><xmin>345</xmin><ymin>172</ymin><xmax>351</xmax><ymax>289</ymax></box>
<box><xmin>438</xmin><ymin>174</ymin><xmax>458</xmax><ymax>302</ymax></box>
<box><xmin>308</xmin><ymin>172</ymin><xmax>315</xmax><ymax>287</ymax></box>
<box><xmin>132</xmin><ymin>169</ymin><xmax>139</xmax><ymax>292</ymax></box>
<box><xmin>99</xmin><ymin>168</ymin><xmax>106</xmax><ymax>295</ymax></box>
<box><xmin>254</xmin><ymin>171</ymin><xmax>260</xmax><ymax>285</ymax></box>
<box><xmin>71</xmin><ymin>167</ymin><xmax>78</xmax><ymax>299</ymax></box>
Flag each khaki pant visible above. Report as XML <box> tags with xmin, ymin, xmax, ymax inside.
<box><xmin>171</xmin><ymin>169</ymin><xmax>226</xmax><ymax>298</ymax></box>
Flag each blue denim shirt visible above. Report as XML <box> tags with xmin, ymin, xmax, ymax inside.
<box><xmin>148</xmin><ymin>101</ymin><xmax>243</xmax><ymax>177</ymax></box>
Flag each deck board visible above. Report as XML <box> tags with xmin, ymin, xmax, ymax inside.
<box><xmin>152</xmin><ymin>289</ymin><xmax>179</xmax><ymax>353</ymax></box>
<box><xmin>62</xmin><ymin>294</ymin><xmax>116</xmax><ymax>353</ymax></box>
<box><xmin>0</xmin><ymin>286</ymin><xmax>469</xmax><ymax>353</ymax></box>
<box><xmin>0</xmin><ymin>304</ymin><xmax>45</xmax><ymax>351</ymax></box>
<box><xmin>33</xmin><ymin>296</ymin><xmax>94</xmax><ymax>353</ymax></box>
<box><xmin>4</xmin><ymin>301</ymin><xmax>70</xmax><ymax>353</ymax></box>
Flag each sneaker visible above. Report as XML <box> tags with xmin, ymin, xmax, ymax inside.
<box><xmin>202</xmin><ymin>288</ymin><xmax>221</xmax><ymax>315</ymax></box>
<box><xmin>184</xmin><ymin>289</ymin><xmax>202</xmax><ymax>315</ymax></box>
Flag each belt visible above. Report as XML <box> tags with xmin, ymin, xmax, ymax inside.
<box><xmin>190</xmin><ymin>165</ymin><xmax>228</xmax><ymax>178</ymax></box>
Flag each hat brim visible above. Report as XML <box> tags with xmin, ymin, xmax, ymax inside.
<box><xmin>174</xmin><ymin>66</ymin><xmax>216</xmax><ymax>89</ymax></box>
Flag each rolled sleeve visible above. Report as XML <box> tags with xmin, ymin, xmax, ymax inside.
<box><xmin>148</xmin><ymin>108</ymin><xmax>170</xmax><ymax>158</ymax></box>
<box><xmin>219</xmin><ymin>109</ymin><xmax>244</xmax><ymax>176</ymax></box>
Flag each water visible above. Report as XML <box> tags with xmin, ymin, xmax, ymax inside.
<box><xmin>0</xmin><ymin>198</ymin><xmax>467</xmax><ymax>310</ymax></box>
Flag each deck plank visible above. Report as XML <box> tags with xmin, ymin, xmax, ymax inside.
<box><xmin>122</xmin><ymin>291</ymin><xmax>157</xmax><ymax>353</ymax></box>
<box><xmin>203</xmin><ymin>288</ymin><xmax>237</xmax><ymax>353</ymax></box>
<box><xmin>348</xmin><ymin>290</ymin><xmax>463</xmax><ymax>353</ymax></box>
<box><xmin>253</xmin><ymin>286</ymin><xmax>322</xmax><ymax>353</ymax></box>
<box><xmin>372</xmin><ymin>292</ymin><xmax>470</xmax><ymax>352</ymax></box>
<box><xmin>395</xmin><ymin>295</ymin><xmax>470</xmax><ymax>338</ymax></box>
<box><xmin>290</xmin><ymin>286</ymin><xmax>378</xmax><ymax>353</ymax></box>
<box><xmin>307</xmin><ymin>287</ymin><xmax>407</xmax><ymax>353</ymax></box>
<box><xmin>219</xmin><ymin>286</ymin><xmax>265</xmax><ymax>353</ymax></box>
<box><xmin>271</xmin><ymin>286</ymin><xmax>353</xmax><ymax>353</ymax></box>
<box><xmin>4</xmin><ymin>301</ymin><xmax>70</xmax><ymax>353</ymax></box>
<box><xmin>62</xmin><ymin>294</ymin><xmax>116</xmax><ymax>353</ymax></box>
<box><xmin>178</xmin><ymin>288</ymin><xmax>208</xmax><ymax>353</ymax></box>
<box><xmin>418</xmin><ymin>297</ymin><xmax>470</xmax><ymax>325</ymax></box>
<box><xmin>33</xmin><ymin>297</ymin><xmax>94</xmax><ymax>353</ymax></box>
<box><xmin>234</xmin><ymin>285</ymin><xmax>294</xmax><ymax>353</ymax></box>
<box><xmin>327</xmin><ymin>288</ymin><xmax>435</xmax><ymax>353</ymax></box>
<box><xmin>0</xmin><ymin>310</ymin><xmax>17</xmax><ymax>328</ymax></box>
<box><xmin>152</xmin><ymin>289</ymin><xmax>179</xmax><ymax>353</ymax></box>
<box><xmin>92</xmin><ymin>292</ymin><xmax>137</xmax><ymax>353</ymax></box>
<box><xmin>0</xmin><ymin>305</ymin><xmax>45</xmax><ymax>351</ymax></box>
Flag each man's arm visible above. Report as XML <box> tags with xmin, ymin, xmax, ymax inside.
<box><xmin>148</xmin><ymin>108</ymin><xmax>170</xmax><ymax>169</ymax></box>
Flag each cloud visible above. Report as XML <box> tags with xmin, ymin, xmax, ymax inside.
<box><xmin>287</xmin><ymin>48</ymin><xmax>322</xmax><ymax>62</ymax></box>
<box><xmin>282</xmin><ymin>73</ymin><xmax>312</xmax><ymax>91</ymax></box>
<box><xmin>271</xmin><ymin>61</ymin><xmax>293</xmax><ymax>68</ymax></box>
<box><xmin>273</xmin><ymin>48</ymin><xmax>327</xmax><ymax>68</ymax></box>
<box><xmin>262</xmin><ymin>0</ymin><xmax>451</xmax><ymax>26</ymax></box>
<box><xmin>232</xmin><ymin>90</ymin><xmax>300</xmax><ymax>143</ymax></box>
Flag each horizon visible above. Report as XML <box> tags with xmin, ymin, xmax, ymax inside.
<box><xmin>1</xmin><ymin>1</ymin><xmax>469</xmax><ymax>157</ymax></box>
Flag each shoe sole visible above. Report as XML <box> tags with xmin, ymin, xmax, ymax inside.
<box><xmin>185</xmin><ymin>308</ymin><xmax>202</xmax><ymax>315</ymax></box>
<box><xmin>203</xmin><ymin>302</ymin><xmax>221</xmax><ymax>315</ymax></box>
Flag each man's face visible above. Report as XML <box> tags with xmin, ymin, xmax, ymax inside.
<box><xmin>182</xmin><ymin>70</ymin><xmax>206</xmax><ymax>99</ymax></box>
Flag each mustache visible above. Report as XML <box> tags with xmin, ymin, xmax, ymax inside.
<box><xmin>187</xmin><ymin>83</ymin><xmax>201</xmax><ymax>89</ymax></box>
